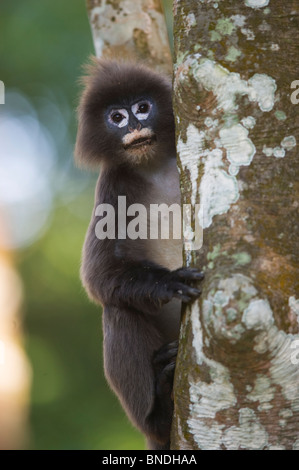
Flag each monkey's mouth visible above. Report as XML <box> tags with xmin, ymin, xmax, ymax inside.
<box><xmin>122</xmin><ymin>128</ymin><xmax>156</xmax><ymax>151</ymax></box>
<box><xmin>124</xmin><ymin>135</ymin><xmax>157</xmax><ymax>150</ymax></box>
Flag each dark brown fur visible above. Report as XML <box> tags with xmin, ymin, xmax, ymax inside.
<box><xmin>75</xmin><ymin>59</ymin><xmax>203</xmax><ymax>449</ymax></box>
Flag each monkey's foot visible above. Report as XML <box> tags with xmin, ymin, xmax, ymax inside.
<box><xmin>153</xmin><ymin>341</ymin><xmax>178</xmax><ymax>399</ymax></box>
<box><xmin>153</xmin><ymin>341</ymin><xmax>178</xmax><ymax>371</ymax></box>
<box><xmin>155</xmin><ymin>267</ymin><xmax>204</xmax><ymax>304</ymax></box>
<box><xmin>146</xmin><ymin>342</ymin><xmax>178</xmax><ymax>447</ymax></box>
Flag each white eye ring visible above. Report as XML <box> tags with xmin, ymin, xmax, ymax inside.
<box><xmin>108</xmin><ymin>109</ymin><xmax>129</xmax><ymax>128</ymax></box>
<box><xmin>131</xmin><ymin>101</ymin><xmax>152</xmax><ymax>121</ymax></box>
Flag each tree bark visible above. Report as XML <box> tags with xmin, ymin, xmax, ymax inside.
<box><xmin>171</xmin><ymin>0</ymin><xmax>299</xmax><ymax>450</ymax></box>
<box><xmin>86</xmin><ymin>0</ymin><xmax>172</xmax><ymax>74</ymax></box>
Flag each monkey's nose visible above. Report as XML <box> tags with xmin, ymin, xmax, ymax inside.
<box><xmin>128</xmin><ymin>123</ymin><xmax>141</xmax><ymax>133</ymax></box>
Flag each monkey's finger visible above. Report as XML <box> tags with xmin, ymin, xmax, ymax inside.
<box><xmin>173</xmin><ymin>293</ymin><xmax>192</xmax><ymax>302</ymax></box>
<box><xmin>176</xmin><ymin>269</ymin><xmax>204</xmax><ymax>281</ymax></box>
<box><xmin>173</xmin><ymin>286</ymin><xmax>201</xmax><ymax>302</ymax></box>
<box><xmin>174</xmin><ymin>284</ymin><xmax>202</xmax><ymax>297</ymax></box>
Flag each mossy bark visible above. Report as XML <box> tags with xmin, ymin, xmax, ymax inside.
<box><xmin>171</xmin><ymin>0</ymin><xmax>299</xmax><ymax>450</ymax></box>
<box><xmin>86</xmin><ymin>0</ymin><xmax>172</xmax><ymax>74</ymax></box>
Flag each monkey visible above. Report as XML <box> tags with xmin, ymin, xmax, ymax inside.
<box><xmin>75</xmin><ymin>59</ymin><xmax>204</xmax><ymax>450</ymax></box>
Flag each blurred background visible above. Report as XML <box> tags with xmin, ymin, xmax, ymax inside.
<box><xmin>0</xmin><ymin>0</ymin><xmax>172</xmax><ymax>450</ymax></box>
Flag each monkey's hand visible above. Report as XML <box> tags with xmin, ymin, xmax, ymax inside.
<box><xmin>83</xmin><ymin>253</ymin><xmax>204</xmax><ymax>313</ymax></box>
<box><xmin>153</xmin><ymin>267</ymin><xmax>204</xmax><ymax>305</ymax></box>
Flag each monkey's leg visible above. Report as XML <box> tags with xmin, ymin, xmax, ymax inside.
<box><xmin>103</xmin><ymin>307</ymin><xmax>170</xmax><ymax>447</ymax></box>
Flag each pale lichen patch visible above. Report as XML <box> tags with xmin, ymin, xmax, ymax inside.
<box><xmin>187</xmin><ymin>418</ymin><xmax>224</xmax><ymax>450</ymax></box>
<box><xmin>188</xmin><ymin>361</ymin><xmax>236</xmax><ymax>449</ymax></box>
<box><xmin>281</xmin><ymin>136</ymin><xmax>296</xmax><ymax>151</ymax></box>
<box><xmin>270</xmin><ymin>43</ymin><xmax>280</xmax><ymax>52</ymax></box>
<box><xmin>293</xmin><ymin>440</ymin><xmax>299</xmax><ymax>450</ymax></box>
<box><xmin>289</xmin><ymin>296</ymin><xmax>299</xmax><ymax>325</ymax></box>
<box><xmin>273</xmin><ymin>147</ymin><xmax>285</xmax><ymax>158</ymax></box>
<box><xmin>262</xmin><ymin>145</ymin><xmax>273</xmax><ymax>157</ymax></box>
<box><xmin>204</xmin><ymin>117</ymin><xmax>219</xmax><ymax>129</ymax></box>
<box><xmin>222</xmin><ymin>408</ymin><xmax>268</xmax><ymax>450</ymax></box>
<box><xmin>258</xmin><ymin>402</ymin><xmax>273</xmax><ymax>411</ymax></box>
<box><xmin>269</xmin><ymin>332</ymin><xmax>299</xmax><ymax>410</ymax></box>
<box><xmin>230</xmin><ymin>15</ymin><xmax>255</xmax><ymax>40</ymax></box>
<box><xmin>215</xmin><ymin>18</ymin><xmax>236</xmax><ymax>36</ymax></box>
<box><xmin>225</xmin><ymin>46</ymin><xmax>242</xmax><ymax>63</ymax></box>
<box><xmin>241</xmin><ymin>116</ymin><xmax>256</xmax><ymax>129</ymax></box>
<box><xmin>207</xmin><ymin>243</ymin><xmax>226</xmax><ymax>261</ymax></box>
<box><xmin>200</xmin><ymin>149</ymin><xmax>239</xmax><ymax>228</ymax></box>
<box><xmin>262</xmin><ymin>135</ymin><xmax>296</xmax><ymax>159</ymax></box>
<box><xmin>191</xmin><ymin>302</ymin><xmax>204</xmax><ymax>365</ymax></box>
<box><xmin>279</xmin><ymin>408</ymin><xmax>293</xmax><ymax>418</ymax></box>
<box><xmin>241</xmin><ymin>28</ymin><xmax>255</xmax><ymax>40</ymax></box>
<box><xmin>231</xmin><ymin>15</ymin><xmax>246</xmax><ymax>27</ymax></box>
<box><xmin>275</xmin><ymin>110</ymin><xmax>286</xmax><ymax>121</ymax></box>
<box><xmin>220</xmin><ymin>124</ymin><xmax>256</xmax><ymax>174</ymax></box>
<box><xmin>210</xmin><ymin>30</ymin><xmax>221</xmax><ymax>42</ymax></box>
<box><xmin>189</xmin><ymin>371</ymin><xmax>236</xmax><ymax>420</ymax></box>
<box><xmin>184</xmin><ymin>12</ymin><xmax>197</xmax><ymax>34</ymax></box>
<box><xmin>203</xmin><ymin>274</ymin><xmax>259</xmax><ymax>343</ymax></box>
<box><xmin>247</xmin><ymin>375</ymin><xmax>275</xmax><ymax>404</ymax></box>
<box><xmin>176</xmin><ymin>58</ymin><xmax>278</xmax><ymax>223</ymax></box>
<box><xmin>177</xmin><ymin>124</ymin><xmax>205</xmax><ymax>207</ymax></box>
<box><xmin>184</xmin><ymin>56</ymin><xmax>276</xmax><ymax>114</ymax></box>
<box><xmin>245</xmin><ymin>0</ymin><xmax>270</xmax><ymax>9</ymax></box>
<box><xmin>267</xmin><ymin>445</ymin><xmax>286</xmax><ymax>450</ymax></box>
<box><xmin>244</xmin><ymin>308</ymin><xmax>299</xmax><ymax>410</ymax></box>
<box><xmin>248</xmin><ymin>74</ymin><xmax>276</xmax><ymax>112</ymax></box>
<box><xmin>242</xmin><ymin>299</ymin><xmax>274</xmax><ymax>331</ymax></box>
<box><xmin>232</xmin><ymin>252</ymin><xmax>252</xmax><ymax>265</ymax></box>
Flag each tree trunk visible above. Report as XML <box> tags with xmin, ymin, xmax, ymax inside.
<box><xmin>171</xmin><ymin>0</ymin><xmax>299</xmax><ymax>450</ymax></box>
<box><xmin>86</xmin><ymin>0</ymin><xmax>172</xmax><ymax>74</ymax></box>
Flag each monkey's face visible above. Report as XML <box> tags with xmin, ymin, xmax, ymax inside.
<box><xmin>105</xmin><ymin>99</ymin><xmax>158</xmax><ymax>165</ymax></box>
<box><xmin>75</xmin><ymin>60</ymin><xmax>176</xmax><ymax>169</ymax></box>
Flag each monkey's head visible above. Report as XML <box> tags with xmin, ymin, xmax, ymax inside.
<box><xmin>75</xmin><ymin>59</ymin><xmax>175</xmax><ymax>168</ymax></box>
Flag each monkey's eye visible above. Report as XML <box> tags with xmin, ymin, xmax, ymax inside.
<box><xmin>108</xmin><ymin>109</ymin><xmax>129</xmax><ymax>128</ymax></box>
<box><xmin>131</xmin><ymin>101</ymin><xmax>152</xmax><ymax>121</ymax></box>
<box><xmin>112</xmin><ymin>113</ymin><xmax>123</xmax><ymax>123</ymax></box>
<box><xmin>137</xmin><ymin>103</ymin><xmax>149</xmax><ymax>114</ymax></box>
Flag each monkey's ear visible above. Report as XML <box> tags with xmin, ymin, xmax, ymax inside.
<box><xmin>74</xmin><ymin>101</ymin><xmax>99</xmax><ymax>170</ymax></box>
<box><xmin>74</xmin><ymin>57</ymin><xmax>97</xmax><ymax>169</ymax></box>
<box><xmin>74</xmin><ymin>94</ymin><xmax>101</xmax><ymax>169</ymax></box>
<box><xmin>74</xmin><ymin>92</ymin><xmax>108</xmax><ymax>170</ymax></box>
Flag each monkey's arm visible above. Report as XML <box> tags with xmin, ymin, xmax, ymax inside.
<box><xmin>81</xmin><ymin>168</ymin><xmax>203</xmax><ymax>314</ymax></box>
<box><xmin>81</xmin><ymin>228</ymin><xmax>203</xmax><ymax>314</ymax></box>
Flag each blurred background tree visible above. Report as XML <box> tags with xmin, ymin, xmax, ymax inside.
<box><xmin>0</xmin><ymin>0</ymin><xmax>172</xmax><ymax>449</ymax></box>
